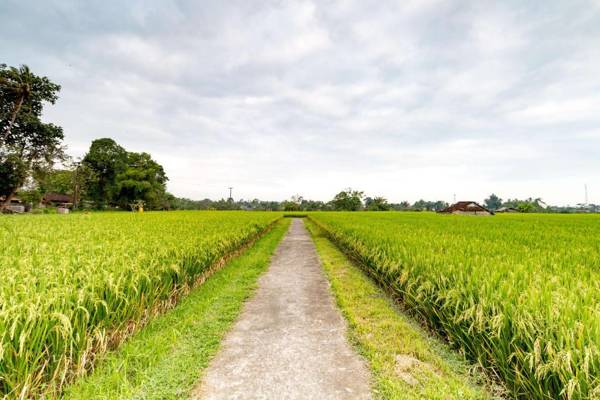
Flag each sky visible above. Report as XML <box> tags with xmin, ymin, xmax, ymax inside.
<box><xmin>1</xmin><ymin>1</ymin><xmax>599</xmax><ymax>205</ymax></box>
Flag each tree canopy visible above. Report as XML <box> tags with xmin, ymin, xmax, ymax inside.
<box><xmin>82</xmin><ymin>138</ymin><xmax>168</xmax><ymax>210</ymax></box>
<box><xmin>365</xmin><ymin>196</ymin><xmax>391</xmax><ymax>211</ymax></box>
<box><xmin>115</xmin><ymin>151</ymin><xmax>168</xmax><ymax>209</ymax></box>
<box><xmin>82</xmin><ymin>138</ymin><xmax>127</xmax><ymax>207</ymax></box>
<box><xmin>1</xmin><ymin>64</ymin><xmax>64</xmax><ymax>208</ymax></box>
<box><xmin>331</xmin><ymin>188</ymin><xmax>364</xmax><ymax>211</ymax></box>
<box><xmin>484</xmin><ymin>193</ymin><xmax>502</xmax><ymax>210</ymax></box>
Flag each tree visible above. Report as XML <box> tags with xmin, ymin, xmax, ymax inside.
<box><xmin>1</xmin><ymin>64</ymin><xmax>60</xmax><ymax>143</ymax></box>
<box><xmin>0</xmin><ymin>154</ymin><xmax>27</xmax><ymax>202</ymax></box>
<box><xmin>38</xmin><ymin>169</ymin><xmax>74</xmax><ymax>194</ymax></box>
<box><xmin>412</xmin><ymin>199</ymin><xmax>428</xmax><ymax>210</ymax></box>
<box><xmin>300</xmin><ymin>199</ymin><xmax>326</xmax><ymax>211</ymax></box>
<box><xmin>331</xmin><ymin>188</ymin><xmax>364</xmax><ymax>211</ymax></box>
<box><xmin>82</xmin><ymin>138</ymin><xmax>127</xmax><ymax>207</ymax></box>
<box><xmin>365</xmin><ymin>196</ymin><xmax>390</xmax><ymax>211</ymax></box>
<box><xmin>389</xmin><ymin>201</ymin><xmax>410</xmax><ymax>211</ymax></box>
<box><xmin>114</xmin><ymin>151</ymin><xmax>168</xmax><ymax>209</ymax></box>
<box><xmin>516</xmin><ymin>202</ymin><xmax>535</xmax><ymax>213</ymax></box>
<box><xmin>484</xmin><ymin>193</ymin><xmax>502</xmax><ymax>211</ymax></box>
<box><xmin>503</xmin><ymin>197</ymin><xmax>545</xmax><ymax>213</ymax></box>
<box><xmin>432</xmin><ymin>200</ymin><xmax>449</xmax><ymax>211</ymax></box>
<box><xmin>411</xmin><ymin>199</ymin><xmax>447</xmax><ymax>211</ymax></box>
<box><xmin>1</xmin><ymin>65</ymin><xmax>64</xmax><ymax>209</ymax></box>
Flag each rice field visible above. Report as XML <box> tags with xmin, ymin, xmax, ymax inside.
<box><xmin>309</xmin><ymin>212</ymin><xmax>600</xmax><ymax>399</ymax></box>
<box><xmin>0</xmin><ymin>211</ymin><xmax>280</xmax><ymax>399</ymax></box>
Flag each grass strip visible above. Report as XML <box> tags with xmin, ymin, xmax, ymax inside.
<box><xmin>60</xmin><ymin>218</ymin><xmax>290</xmax><ymax>400</ymax></box>
<box><xmin>305</xmin><ymin>220</ymin><xmax>502</xmax><ymax>400</ymax></box>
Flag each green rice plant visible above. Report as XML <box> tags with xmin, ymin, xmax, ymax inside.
<box><xmin>309</xmin><ymin>212</ymin><xmax>600</xmax><ymax>399</ymax></box>
<box><xmin>0</xmin><ymin>211</ymin><xmax>280</xmax><ymax>399</ymax></box>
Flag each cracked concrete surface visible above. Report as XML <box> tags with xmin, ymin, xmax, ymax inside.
<box><xmin>192</xmin><ymin>219</ymin><xmax>371</xmax><ymax>400</ymax></box>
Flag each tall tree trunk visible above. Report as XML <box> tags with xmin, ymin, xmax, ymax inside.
<box><xmin>2</xmin><ymin>94</ymin><xmax>24</xmax><ymax>143</ymax></box>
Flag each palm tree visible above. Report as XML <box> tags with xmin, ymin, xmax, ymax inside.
<box><xmin>1</xmin><ymin>65</ymin><xmax>34</xmax><ymax>143</ymax></box>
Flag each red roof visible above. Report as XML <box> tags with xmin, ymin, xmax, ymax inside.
<box><xmin>439</xmin><ymin>201</ymin><xmax>492</xmax><ymax>214</ymax></box>
<box><xmin>43</xmin><ymin>193</ymin><xmax>73</xmax><ymax>203</ymax></box>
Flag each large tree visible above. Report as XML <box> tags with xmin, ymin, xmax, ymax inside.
<box><xmin>484</xmin><ymin>193</ymin><xmax>503</xmax><ymax>211</ymax></box>
<box><xmin>114</xmin><ymin>151</ymin><xmax>168</xmax><ymax>209</ymax></box>
<box><xmin>365</xmin><ymin>196</ymin><xmax>391</xmax><ymax>211</ymax></box>
<box><xmin>331</xmin><ymin>188</ymin><xmax>364</xmax><ymax>211</ymax></box>
<box><xmin>1</xmin><ymin>64</ymin><xmax>64</xmax><ymax>209</ymax></box>
<box><xmin>1</xmin><ymin>64</ymin><xmax>60</xmax><ymax>142</ymax></box>
<box><xmin>82</xmin><ymin>138</ymin><xmax>127</xmax><ymax>207</ymax></box>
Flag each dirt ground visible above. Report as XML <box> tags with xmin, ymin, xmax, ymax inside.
<box><xmin>192</xmin><ymin>218</ymin><xmax>371</xmax><ymax>400</ymax></box>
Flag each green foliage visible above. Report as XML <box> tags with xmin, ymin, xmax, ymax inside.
<box><xmin>0</xmin><ymin>154</ymin><xmax>27</xmax><ymax>198</ymax></box>
<box><xmin>483</xmin><ymin>194</ymin><xmax>502</xmax><ymax>211</ymax></box>
<box><xmin>310</xmin><ymin>212</ymin><xmax>600</xmax><ymax>399</ymax></box>
<box><xmin>389</xmin><ymin>200</ymin><xmax>412</xmax><ymax>211</ymax></box>
<box><xmin>0</xmin><ymin>64</ymin><xmax>60</xmax><ymax>140</ymax></box>
<box><xmin>0</xmin><ymin>64</ymin><xmax>64</xmax><ymax>205</ymax></box>
<box><xmin>365</xmin><ymin>196</ymin><xmax>391</xmax><ymax>211</ymax></box>
<box><xmin>412</xmin><ymin>199</ymin><xmax>448</xmax><ymax>211</ymax></box>
<box><xmin>16</xmin><ymin>188</ymin><xmax>42</xmax><ymax>206</ymax></box>
<box><xmin>0</xmin><ymin>211</ymin><xmax>281</xmax><ymax>399</ymax></box>
<box><xmin>503</xmin><ymin>197</ymin><xmax>545</xmax><ymax>213</ymax></box>
<box><xmin>82</xmin><ymin>138</ymin><xmax>127</xmax><ymax>207</ymax></box>
<box><xmin>331</xmin><ymin>188</ymin><xmax>364</xmax><ymax>211</ymax></box>
<box><xmin>81</xmin><ymin>139</ymin><xmax>169</xmax><ymax>210</ymax></box>
<box><xmin>37</xmin><ymin>169</ymin><xmax>74</xmax><ymax>194</ymax></box>
<box><xmin>115</xmin><ymin>152</ymin><xmax>168</xmax><ymax>210</ymax></box>
<box><xmin>282</xmin><ymin>194</ymin><xmax>303</xmax><ymax>211</ymax></box>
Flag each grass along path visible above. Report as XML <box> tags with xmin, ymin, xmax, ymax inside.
<box><xmin>61</xmin><ymin>219</ymin><xmax>290</xmax><ymax>400</ymax></box>
<box><xmin>306</xmin><ymin>220</ymin><xmax>502</xmax><ymax>400</ymax></box>
<box><xmin>193</xmin><ymin>218</ymin><xmax>371</xmax><ymax>399</ymax></box>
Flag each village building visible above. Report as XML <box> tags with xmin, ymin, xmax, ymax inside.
<box><xmin>41</xmin><ymin>192</ymin><xmax>73</xmax><ymax>208</ymax></box>
<box><xmin>0</xmin><ymin>196</ymin><xmax>26</xmax><ymax>213</ymax></box>
<box><xmin>439</xmin><ymin>201</ymin><xmax>494</xmax><ymax>216</ymax></box>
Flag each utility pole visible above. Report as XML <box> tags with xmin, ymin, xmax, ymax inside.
<box><xmin>585</xmin><ymin>184</ymin><xmax>588</xmax><ymax>206</ymax></box>
<box><xmin>228</xmin><ymin>187</ymin><xmax>233</xmax><ymax>202</ymax></box>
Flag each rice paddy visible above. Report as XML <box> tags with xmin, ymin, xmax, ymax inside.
<box><xmin>2</xmin><ymin>211</ymin><xmax>598</xmax><ymax>399</ymax></box>
<box><xmin>309</xmin><ymin>212</ymin><xmax>600</xmax><ymax>399</ymax></box>
<box><xmin>0</xmin><ymin>211</ymin><xmax>280</xmax><ymax>399</ymax></box>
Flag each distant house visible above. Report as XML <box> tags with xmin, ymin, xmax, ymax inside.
<box><xmin>439</xmin><ymin>201</ymin><xmax>494</xmax><ymax>216</ymax></box>
<box><xmin>0</xmin><ymin>196</ymin><xmax>26</xmax><ymax>213</ymax></box>
<box><xmin>496</xmin><ymin>207</ymin><xmax>519</xmax><ymax>213</ymax></box>
<box><xmin>42</xmin><ymin>193</ymin><xmax>73</xmax><ymax>208</ymax></box>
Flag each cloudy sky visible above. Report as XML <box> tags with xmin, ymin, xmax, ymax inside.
<box><xmin>1</xmin><ymin>1</ymin><xmax>599</xmax><ymax>205</ymax></box>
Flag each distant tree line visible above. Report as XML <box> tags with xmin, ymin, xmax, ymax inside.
<box><xmin>483</xmin><ymin>193</ymin><xmax>598</xmax><ymax>213</ymax></box>
<box><xmin>168</xmin><ymin>189</ymin><xmax>450</xmax><ymax>212</ymax></box>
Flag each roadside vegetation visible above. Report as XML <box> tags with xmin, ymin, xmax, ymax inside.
<box><xmin>61</xmin><ymin>218</ymin><xmax>290</xmax><ymax>400</ymax></box>
<box><xmin>306</xmin><ymin>220</ymin><xmax>500</xmax><ymax>400</ymax></box>
<box><xmin>309</xmin><ymin>212</ymin><xmax>600</xmax><ymax>399</ymax></box>
<box><xmin>0</xmin><ymin>211</ymin><xmax>280</xmax><ymax>399</ymax></box>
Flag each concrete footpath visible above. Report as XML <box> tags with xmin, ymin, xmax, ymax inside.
<box><xmin>192</xmin><ymin>219</ymin><xmax>371</xmax><ymax>400</ymax></box>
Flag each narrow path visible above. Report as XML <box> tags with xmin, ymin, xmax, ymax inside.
<box><xmin>193</xmin><ymin>219</ymin><xmax>371</xmax><ymax>400</ymax></box>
